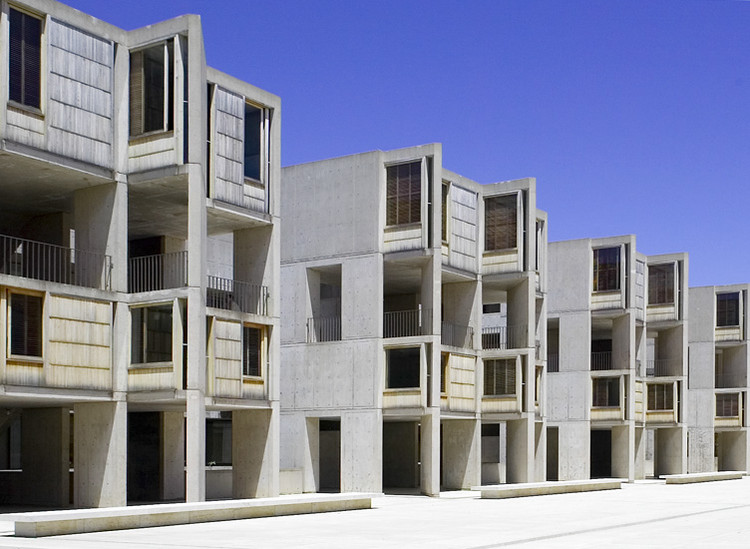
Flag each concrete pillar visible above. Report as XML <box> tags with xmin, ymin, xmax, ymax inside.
<box><xmin>612</xmin><ymin>423</ymin><xmax>634</xmax><ymax>480</ymax></box>
<box><xmin>232</xmin><ymin>406</ymin><xmax>278</xmax><ymax>498</ymax></box>
<box><xmin>634</xmin><ymin>427</ymin><xmax>646</xmax><ymax>479</ymax></box>
<box><xmin>420</xmin><ymin>411</ymin><xmax>440</xmax><ymax>495</ymax></box>
<box><xmin>306</xmin><ymin>416</ymin><xmax>320</xmax><ymax>492</ymax></box>
<box><xmin>441</xmin><ymin>419</ymin><xmax>480</xmax><ymax>490</ymax></box>
<box><xmin>74</xmin><ymin>401</ymin><xmax>127</xmax><ymax>508</ymax></box>
<box><xmin>185</xmin><ymin>390</ymin><xmax>205</xmax><ymax>502</ymax></box>
<box><xmin>341</xmin><ymin>410</ymin><xmax>382</xmax><ymax>493</ymax></box>
<box><xmin>655</xmin><ymin>426</ymin><xmax>685</xmax><ymax>476</ymax></box>
<box><xmin>688</xmin><ymin>427</ymin><xmax>715</xmax><ymax>473</ymax></box>
<box><xmin>21</xmin><ymin>408</ymin><xmax>69</xmax><ymax>507</ymax></box>
<box><xmin>507</xmin><ymin>416</ymin><xmax>534</xmax><ymax>483</ymax></box>
<box><xmin>162</xmin><ymin>411</ymin><xmax>185</xmax><ymax>500</ymax></box>
<box><xmin>534</xmin><ymin>420</ymin><xmax>546</xmax><ymax>481</ymax></box>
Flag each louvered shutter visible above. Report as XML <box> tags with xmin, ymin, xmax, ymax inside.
<box><xmin>10</xmin><ymin>293</ymin><xmax>42</xmax><ymax>357</ymax></box>
<box><xmin>130</xmin><ymin>50</ymin><xmax>144</xmax><ymax>136</ymax></box>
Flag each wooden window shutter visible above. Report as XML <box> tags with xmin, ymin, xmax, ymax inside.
<box><xmin>130</xmin><ymin>50</ymin><xmax>144</xmax><ymax>136</ymax></box>
<box><xmin>9</xmin><ymin>9</ymin><xmax>41</xmax><ymax>109</ymax></box>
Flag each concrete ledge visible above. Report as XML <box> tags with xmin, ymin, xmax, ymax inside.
<box><xmin>471</xmin><ymin>479</ymin><xmax>624</xmax><ymax>499</ymax></box>
<box><xmin>663</xmin><ymin>471</ymin><xmax>746</xmax><ymax>484</ymax></box>
<box><xmin>2</xmin><ymin>492</ymin><xmax>380</xmax><ymax>537</ymax></box>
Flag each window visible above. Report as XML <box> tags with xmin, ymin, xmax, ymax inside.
<box><xmin>131</xmin><ymin>304</ymin><xmax>173</xmax><ymax>363</ymax></box>
<box><xmin>386</xmin><ymin>347</ymin><xmax>420</xmax><ymax>389</ymax></box>
<box><xmin>242</xmin><ymin>325</ymin><xmax>262</xmax><ymax>377</ymax></box>
<box><xmin>716</xmin><ymin>393</ymin><xmax>739</xmax><ymax>417</ymax></box>
<box><xmin>592</xmin><ymin>377</ymin><xmax>619</xmax><ymax>407</ymax></box>
<box><xmin>206</xmin><ymin>418</ymin><xmax>231</xmax><ymax>466</ymax></box>
<box><xmin>593</xmin><ymin>247</ymin><xmax>620</xmax><ymax>292</ymax></box>
<box><xmin>441</xmin><ymin>182</ymin><xmax>449</xmax><ymax>243</ymax></box>
<box><xmin>440</xmin><ymin>352</ymin><xmax>449</xmax><ymax>393</ymax></box>
<box><xmin>716</xmin><ymin>292</ymin><xmax>740</xmax><ymax>327</ymax></box>
<box><xmin>648</xmin><ymin>264</ymin><xmax>674</xmax><ymax>305</ymax></box>
<box><xmin>9</xmin><ymin>8</ymin><xmax>42</xmax><ymax>109</ymax></box>
<box><xmin>647</xmin><ymin>383</ymin><xmax>674</xmax><ymax>411</ymax></box>
<box><xmin>484</xmin><ymin>194</ymin><xmax>517</xmax><ymax>252</ymax></box>
<box><xmin>130</xmin><ymin>41</ymin><xmax>174</xmax><ymax>136</ymax></box>
<box><xmin>244</xmin><ymin>103</ymin><xmax>264</xmax><ymax>181</ymax></box>
<box><xmin>386</xmin><ymin>161</ymin><xmax>421</xmax><ymax>226</ymax></box>
<box><xmin>9</xmin><ymin>292</ymin><xmax>42</xmax><ymax>357</ymax></box>
<box><xmin>484</xmin><ymin>359</ymin><xmax>515</xmax><ymax>396</ymax></box>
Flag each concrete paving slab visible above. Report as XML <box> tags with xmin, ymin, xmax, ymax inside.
<box><xmin>0</xmin><ymin>478</ymin><xmax>747</xmax><ymax>547</ymax></box>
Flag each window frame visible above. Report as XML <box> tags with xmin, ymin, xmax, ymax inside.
<box><xmin>385</xmin><ymin>346</ymin><xmax>421</xmax><ymax>390</ymax></box>
<box><xmin>241</xmin><ymin>323</ymin><xmax>265</xmax><ymax>378</ymax></box>
<box><xmin>385</xmin><ymin>160</ymin><xmax>423</xmax><ymax>227</ymax></box>
<box><xmin>441</xmin><ymin>181</ymin><xmax>450</xmax><ymax>245</ymax></box>
<box><xmin>593</xmin><ymin>246</ymin><xmax>621</xmax><ymax>292</ymax></box>
<box><xmin>130</xmin><ymin>302</ymin><xmax>174</xmax><ymax>365</ymax></box>
<box><xmin>129</xmin><ymin>39</ymin><xmax>175</xmax><ymax>139</ymax></box>
<box><xmin>648</xmin><ymin>263</ymin><xmax>675</xmax><ymax>305</ymax></box>
<box><xmin>8</xmin><ymin>5</ymin><xmax>44</xmax><ymax>113</ymax></box>
<box><xmin>7</xmin><ymin>290</ymin><xmax>44</xmax><ymax>360</ymax></box>
<box><xmin>716</xmin><ymin>292</ymin><xmax>741</xmax><ymax>328</ymax></box>
<box><xmin>647</xmin><ymin>383</ymin><xmax>674</xmax><ymax>411</ymax></box>
<box><xmin>483</xmin><ymin>358</ymin><xmax>516</xmax><ymax>397</ymax></box>
<box><xmin>484</xmin><ymin>192</ymin><xmax>519</xmax><ymax>253</ymax></box>
<box><xmin>592</xmin><ymin>377</ymin><xmax>620</xmax><ymax>408</ymax></box>
<box><xmin>243</xmin><ymin>100</ymin><xmax>270</xmax><ymax>186</ymax></box>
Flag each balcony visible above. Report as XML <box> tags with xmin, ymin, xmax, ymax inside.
<box><xmin>715</xmin><ymin>374</ymin><xmax>746</xmax><ymax>389</ymax></box>
<box><xmin>0</xmin><ymin>233</ymin><xmax>111</xmax><ymax>290</ymax></box>
<box><xmin>645</xmin><ymin>358</ymin><xmax>681</xmax><ymax>377</ymax></box>
<box><xmin>383</xmin><ymin>308</ymin><xmax>432</xmax><ymax>338</ymax></box>
<box><xmin>207</xmin><ymin>276</ymin><xmax>269</xmax><ymax>316</ymax></box>
<box><xmin>481</xmin><ymin>324</ymin><xmax>526</xmax><ymax>350</ymax></box>
<box><xmin>591</xmin><ymin>351</ymin><xmax>613</xmax><ymax>371</ymax></box>
<box><xmin>440</xmin><ymin>321</ymin><xmax>473</xmax><ymax>348</ymax></box>
<box><xmin>128</xmin><ymin>251</ymin><xmax>187</xmax><ymax>293</ymax></box>
<box><xmin>307</xmin><ymin>315</ymin><xmax>341</xmax><ymax>343</ymax></box>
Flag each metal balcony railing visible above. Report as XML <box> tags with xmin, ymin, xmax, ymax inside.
<box><xmin>0</xmin><ymin>233</ymin><xmax>111</xmax><ymax>290</ymax></box>
<box><xmin>441</xmin><ymin>321</ymin><xmax>474</xmax><ymax>348</ymax></box>
<box><xmin>207</xmin><ymin>276</ymin><xmax>269</xmax><ymax>315</ymax></box>
<box><xmin>548</xmin><ymin>353</ymin><xmax>559</xmax><ymax>373</ymax></box>
<box><xmin>591</xmin><ymin>351</ymin><xmax>613</xmax><ymax>371</ymax></box>
<box><xmin>715</xmin><ymin>393</ymin><xmax>741</xmax><ymax>418</ymax></box>
<box><xmin>715</xmin><ymin>374</ymin><xmax>746</xmax><ymax>389</ymax></box>
<box><xmin>128</xmin><ymin>251</ymin><xmax>188</xmax><ymax>293</ymax></box>
<box><xmin>481</xmin><ymin>324</ymin><xmax>526</xmax><ymax>350</ymax></box>
<box><xmin>307</xmin><ymin>315</ymin><xmax>342</xmax><ymax>343</ymax></box>
<box><xmin>646</xmin><ymin>358</ymin><xmax>681</xmax><ymax>377</ymax></box>
<box><xmin>383</xmin><ymin>308</ymin><xmax>432</xmax><ymax>338</ymax></box>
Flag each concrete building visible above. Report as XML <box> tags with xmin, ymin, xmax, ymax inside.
<box><xmin>688</xmin><ymin>284</ymin><xmax>749</xmax><ymax>473</ymax></box>
<box><xmin>547</xmin><ymin>237</ymin><xmax>688</xmax><ymax>481</ymax></box>
<box><xmin>280</xmin><ymin>144</ymin><xmax>547</xmax><ymax>495</ymax></box>
<box><xmin>0</xmin><ymin>0</ymin><xmax>280</xmax><ymax>507</ymax></box>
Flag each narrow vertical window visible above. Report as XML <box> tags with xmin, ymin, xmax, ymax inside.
<box><xmin>441</xmin><ymin>182</ymin><xmax>449</xmax><ymax>243</ymax></box>
<box><xmin>130</xmin><ymin>41</ymin><xmax>173</xmax><ymax>137</ymax></box>
<box><xmin>648</xmin><ymin>263</ymin><xmax>674</xmax><ymax>305</ymax></box>
<box><xmin>386</xmin><ymin>161</ymin><xmax>421</xmax><ymax>226</ymax></box>
<box><xmin>9</xmin><ymin>8</ymin><xmax>42</xmax><ymax>109</ymax></box>
<box><xmin>242</xmin><ymin>325</ymin><xmax>262</xmax><ymax>377</ymax></box>
<box><xmin>9</xmin><ymin>293</ymin><xmax>42</xmax><ymax>357</ymax></box>
<box><xmin>244</xmin><ymin>103</ymin><xmax>262</xmax><ymax>180</ymax></box>
<box><xmin>484</xmin><ymin>194</ymin><xmax>517</xmax><ymax>252</ymax></box>
<box><xmin>593</xmin><ymin>247</ymin><xmax>620</xmax><ymax>292</ymax></box>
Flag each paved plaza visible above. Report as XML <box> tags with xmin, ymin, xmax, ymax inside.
<box><xmin>0</xmin><ymin>478</ymin><xmax>748</xmax><ymax>548</ymax></box>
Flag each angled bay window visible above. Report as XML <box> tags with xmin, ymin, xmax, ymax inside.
<box><xmin>242</xmin><ymin>325</ymin><xmax>263</xmax><ymax>377</ymax></box>
<box><xmin>131</xmin><ymin>304</ymin><xmax>173</xmax><ymax>364</ymax></box>
<box><xmin>9</xmin><ymin>292</ymin><xmax>42</xmax><ymax>357</ymax></box>
<box><xmin>484</xmin><ymin>358</ymin><xmax>515</xmax><ymax>396</ymax></box>
<box><xmin>130</xmin><ymin>41</ymin><xmax>174</xmax><ymax>137</ymax></box>
<box><xmin>485</xmin><ymin>194</ymin><xmax>517</xmax><ymax>252</ymax></box>
<box><xmin>593</xmin><ymin>247</ymin><xmax>620</xmax><ymax>292</ymax></box>
<box><xmin>386</xmin><ymin>161</ymin><xmax>421</xmax><ymax>226</ymax></box>
<box><xmin>9</xmin><ymin>7</ymin><xmax>42</xmax><ymax>110</ymax></box>
<box><xmin>716</xmin><ymin>292</ymin><xmax>740</xmax><ymax>327</ymax></box>
<box><xmin>648</xmin><ymin>263</ymin><xmax>674</xmax><ymax>305</ymax></box>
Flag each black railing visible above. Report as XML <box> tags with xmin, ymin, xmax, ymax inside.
<box><xmin>307</xmin><ymin>315</ymin><xmax>342</xmax><ymax>342</ymax></box>
<box><xmin>384</xmin><ymin>308</ymin><xmax>432</xmax><ymax>338</ymax></box>
<box><xmin>207</xmin><ymin>276</ymin><xmax>269</xmax><ymax>315</ymax></box>
<box><xmin>441</xmin><ymin>321</ymin><xmax>473</xmax><ymax>348</ymax></box>
<box><xmin>128</xmin><ymin>251</ymin><xmax>187</xmax><ymax>293</ymax></box>
<box><xmin>591</xmin><ymin>351</ymin><xmax>613</xmax><ymax>371</ymax></box>
<box><xmin>481</xmin><ymin>324</ymin><xmax>526</xmax><ymax>350</ymax></box>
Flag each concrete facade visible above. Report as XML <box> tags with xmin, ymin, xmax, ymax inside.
<box><xmin>0</xmin><ymin>0</ymin><xmax>280</xmax><ymax>507</ymax></box>
<box><xmin>280</xmin><ymin>144</ymin><xmax>547</xmax><ymax>494</ymax></box>
<box><xmin>688</xmin><ymin>284</ymin><xmax>750</xmax><ymax>473</ymax></box>
<box><xmin>547</xmin><ymin>237</ymin><xmax>688</xmax><ymax>481</ymax></box>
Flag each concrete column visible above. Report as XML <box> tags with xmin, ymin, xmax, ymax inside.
<box><xmin>534</xmin><ymin>420</ymin><xmax>546</xmax><ymax>481</ymax></box>
<box><xmin>21</xmin><ymin>408</ymin><xmax>69</xmax><ymax>507</ymax></box>
<box><xmin>634</xmin><ymin>427</ymin><xmax>646</xmax><ymax>479</ymax></box>
<box><xmin>161</xmin><ymin>411</ymin><xmax>185</xmax><ymax>500</ymax></box>
<box><xmin>441</xmin><ymin>419</ymin><xmax>480</xmax><ymax>490</ymax></box>
<box><xmin>185</xmin><ymin>390</ymin><xmax>205</xmax><ymax>502</ymax></box>
<box><xmin>507</xmin><ymin>416</ymin><xmax>534</xmax><ymax>483</ymax></box>
<box><xmin>74</xmin><ymin>401</ymin><xmax>127</xmax><ymax>508</ymax></box>
<box><xmin>340</xmin><ymin>410</ymin><xmax>382</xmax><ymax>493</ymax></box>
<box><xmin>420</xmin><ymin>411</ymin><xmax>440</xmax><ymax>496</ymax></box>
<box><xmin>688</xmin><ymin>427</ymin><xmax>715</xmax><ymax>473</ymax></box>
<box><xmin>655</xmin><ymin>426</ymin><xmax>685</xmax><ymax>476</ymax></box>
<box><xmin>232</xmin><ymin>406</ymin><xmax>278</xmax><ymax>498</ymax></box>
<box><xmin>612</xmin><ymin>423</ymin><xmax>634</xmax><ymax>480</ymax></box>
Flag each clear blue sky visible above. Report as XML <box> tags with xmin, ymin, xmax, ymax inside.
<box><xmin>65</xmin><ymin>0</ymin><xmax>750</xmax><ymax>287</ymax></box>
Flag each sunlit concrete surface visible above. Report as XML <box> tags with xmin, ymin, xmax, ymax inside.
<box><xmin>1</xmin><ymin>478</ymin><xmax>749</xmax><ymax>548</ymax></box>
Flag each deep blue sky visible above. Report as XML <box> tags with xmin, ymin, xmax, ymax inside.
<box><xmin>65</xmin><ymin>0</ymin><xmax>750</xmax><ymax>287</ymax></box>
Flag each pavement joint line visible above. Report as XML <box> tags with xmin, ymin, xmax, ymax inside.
<box><xmin>465</xmin><ymin>503</ymin><xmax>750</xmax><ymax>548</ymax></box>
